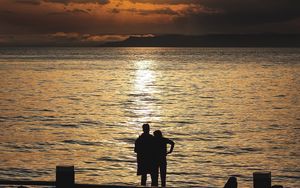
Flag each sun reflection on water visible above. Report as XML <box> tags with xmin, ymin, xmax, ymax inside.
<box><xmin>129</xmin><ymin>60</ymin><xmax>161</xmax><ymax>126</ymax></box>
<box><xmin>134</xmin><ymin>60</ymin><xmax>156</xmax><ymax>94</ymax></box>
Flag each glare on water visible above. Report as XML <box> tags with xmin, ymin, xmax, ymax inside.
<box><xmin>130</xmin><ymin>60</ymin><xmax>161</xmax><ymax>125</ymax></box>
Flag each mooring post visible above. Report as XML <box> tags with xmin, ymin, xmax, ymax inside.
<box><xmin>56</xmin><ymin>166</ymin><xmax>75</xmax><ymax>188</ymax></box>
<box><xmin>253</xmin><ymin>172</ymin><xmax>271</xmax><ymax>188</ymax></box>
<box><xmin>224</xmin><ymin>176</ymin><xmax>238</xmax><ymax>188</ymax></box>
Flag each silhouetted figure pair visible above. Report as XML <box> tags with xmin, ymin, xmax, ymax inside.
<box><xmin>134</xmin><ymin>124</ymin><xmax>175</xmax><ymax>187</ymax></box>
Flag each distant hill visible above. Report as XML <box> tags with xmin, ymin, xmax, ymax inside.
<box><xmin>101</xmin><ymin>34</ymin><xmax>300</xmax><ymax>47</ymax></box>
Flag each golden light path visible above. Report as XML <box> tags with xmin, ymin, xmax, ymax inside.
<box><xmin>130</xmin><ymin>60</ymin><xmax>161</xmax><ymax>127</ymax></box>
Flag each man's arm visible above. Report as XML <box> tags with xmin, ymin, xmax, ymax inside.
<box><xmin>134</xmin><ymin>137</ymin><xmax>140</xmax><ymax>153</ymax></box>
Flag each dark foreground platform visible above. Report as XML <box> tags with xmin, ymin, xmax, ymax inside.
<box><xmin>0</xmin><ymin>166</ymin><xmax>284</xmax><ymax>188</ymax></box>
<box><xmin>0</xmin><ymin>180</ymin><xmax>145</xmax><ymax>188</ymax></box>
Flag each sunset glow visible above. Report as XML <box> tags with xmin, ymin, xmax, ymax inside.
<box><xmin>1</xmin><ymin>0</ymin><xmax>299</xmax><ymax>46</ymax></box>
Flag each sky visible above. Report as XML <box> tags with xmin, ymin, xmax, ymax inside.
<box><xmin>0</xmin><ymin>0</ymin><xmax>300</xmax><ymax>46</ymax></box>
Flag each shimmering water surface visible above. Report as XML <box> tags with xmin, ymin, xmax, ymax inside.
<box><xmin>0</xmin><ymin>48</ymin><xmax>299</xmax><ymax>187</ymax></box>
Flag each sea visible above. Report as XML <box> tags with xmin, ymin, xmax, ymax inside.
<box><xmin>0</xmin><ymin>47</ymin><xmax>299</xmax><ymax>187</ymax></box>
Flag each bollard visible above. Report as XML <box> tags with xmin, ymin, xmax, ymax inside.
<box><xmin>56</xmin><ymin>166</ymin><xmax>75</xmax><ymax>188</ymax></box>
<box><xmin>253</xmin><ymin>172</ymin><xmax>271</xmax><ymax>188</ymax></box>
<box><xmin>224</xmin><ymin>176</ymin><xmax>238</xmax><ymax>188</ymax></box>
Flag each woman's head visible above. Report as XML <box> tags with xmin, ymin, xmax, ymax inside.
<box><xmin>154</xmin><ymin>130</ymin><xmax>163</xmax><ymax>138</ymax></box>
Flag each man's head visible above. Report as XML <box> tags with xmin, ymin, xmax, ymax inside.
<box><xmin>142</xmin><ymin>123</ymin><xmax>150</xmax><ymax>133</ymax></box>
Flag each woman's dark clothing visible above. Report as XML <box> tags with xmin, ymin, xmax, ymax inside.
<box><xmin>154</xmin><ymin>137</ymin><xmax>174</xmax><ymax>187</ymax></box>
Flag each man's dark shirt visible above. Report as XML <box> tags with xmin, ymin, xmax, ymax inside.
<box><xmin>134</xmin><ymin>133</ymin><xmax>155</xmax><ymax>175</ymax></box>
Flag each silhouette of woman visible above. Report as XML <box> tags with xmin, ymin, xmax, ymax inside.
<box><xmin>153</xmin><ymin>130</ymin><xmax>175</xmax><ymax>187</ymax></box>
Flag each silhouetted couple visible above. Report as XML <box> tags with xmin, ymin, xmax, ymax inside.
<box><xmin>134</xmin><ymin>123</ymin><xmax>175</xmax><ymax>187</ymax></box>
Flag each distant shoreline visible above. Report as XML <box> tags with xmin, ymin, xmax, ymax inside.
<box><xmin>101</xmin><ymin>34</ymin><xmax>300</xmax><ymax>48</ymax></box>
<box><xmin>0</xmin><ymin>34</ymin><xmax>300</xmax><ymax>48</ymax></box>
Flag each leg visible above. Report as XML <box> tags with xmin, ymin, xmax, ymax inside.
<box><xmin>141</xmin><ymin>174</ymin><xmax>147</xmax><ymax>186</ymax></box>
<box><xmin>160</xmin><ymin>162</ymin><xmax>167</xmax><ymax>187</ymax></box>
<box><xmin>151</xmin><ymin>167</ymin><xmax>159</xmax><ymax>186</ymax></box>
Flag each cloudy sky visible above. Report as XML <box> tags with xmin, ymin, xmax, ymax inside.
<box><xmin>0</xmin><ymin>0</ymin><xmax>299</xmax><ymax>46</ymax></box>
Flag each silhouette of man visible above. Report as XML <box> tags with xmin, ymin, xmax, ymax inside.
<box><xmin>153</xmin><ymin>130</ymin><xmax>175</xmax><ymax>187</ymax></box>
<box><xmin>134</xmin><ymin>124</ymin><xmax>158</xmax><ymax>186</ymax></box>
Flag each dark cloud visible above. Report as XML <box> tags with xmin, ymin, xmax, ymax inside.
<box><xmin>199</xmin><ymin>0</ymin><xmax>300</xmax><ymax>24</ymax></box>
<box><xmin>139</xmin><ymin>8</ymin><xmax>178</xmax><ymax>16</ymax></box>
<box><xmin>117</xmin><ymin>7</ymin><xmax>178</xmax><ymax>16</ymax></box>
<box><xmin>15</xmin><ymin>0</ymin><xmax>110</xmax><ymax>5</ymax></box>
<box><xmin>127</xmin><ymin>0</ymin><xmax>300</xmax><ymax>34</ymax></box>
<box><xmin>0</xmin><ymin>9</ymin><xmax>97</xmax><ymax>34</ymax></box>
<box><xmin>0</xmin><ymin>10</ymin><xmax>14</xmax><ymax>15</ymax></box>
<box><xmin>0</xmin><ymin>6</ymin><xmax>165</xmax><ymax>35</ymax></box>
<box><xmin>128</xmin><ymin>0</ymin><xmax>199</xmax><ymax>5</ymax></box>
<box><xmin>130</xmin><ymin>0</ymin><xmax>300</xmax><ymax>26</ymax></box>
<box><xmin>173</xmin><ymin>0</ymin><xmax>300</xmax><ymax>34</ymax></box>
<box><xmin>111</xmin><ymin>8</ymin><xmax>120</xmax><ymax>14</ymax></box>
<box><xmin>44</xmin><ymin>0</ymin><xmax>110</xmax><ymax>5</ymax></box>
<box><xmin>1</xmin><ymin>0</ymin><xmax>300</xmax><ymax>46</ymax></box>
<box><xmin>14</xmin><ymin>0</ymin><xmax>41</xmax><ymax>5</ymax></box>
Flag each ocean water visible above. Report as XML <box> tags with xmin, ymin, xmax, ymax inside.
<box><xmin>0</xmin><ymin>47</ymin><xmax>299</xmax><ymax>187</ymax></box>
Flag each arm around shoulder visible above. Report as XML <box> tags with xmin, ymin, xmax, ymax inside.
<box><xmin>167</xmin><ymin>138</ymin><xmax>175</xmax><ymax>154</ymax></box>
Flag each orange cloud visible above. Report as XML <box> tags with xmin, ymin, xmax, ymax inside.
<box><xmin>0</xmin><ymin>0</ymin><xmax>200</xmax><ymax>36</ymax></box>
<box><xmin>1</xmin><ymin>0</ymin><xmax>300</xmax><ymax>46</ymax></box>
